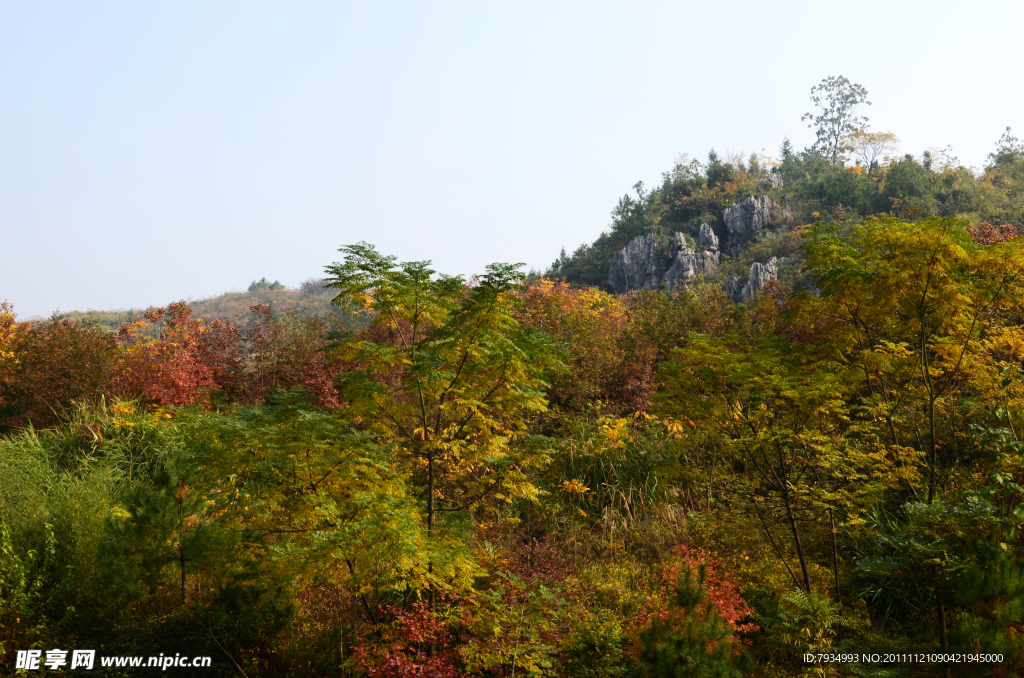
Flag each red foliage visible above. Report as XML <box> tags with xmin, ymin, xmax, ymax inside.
<box><xmin>113</xmin><ymin>303</ymin><xmax>219</xmax><ymax>407</ymax></box>
<box><xmin>967</xmin><ymin>222</ymin><xmax>1019</xmax><ymax>245</ymax></box>
<box><xmin>672</xmin><ymin>546</ymin><xmax>758</xmax><ymax>634</ymax></box>
<box><xmin>0</xmin><ymin>305</ymin><xmax>119</xmax><ymax>430</ymax></box>
<box><xmin>236</xmin><ymin>303</ymin><xmax>341</xmax><ymax>408</ymax></box>
<box><xmin>628</xmin><ymin>545</ymin><xmax>757</xmax><ymax>639</ymax></box>
<box><xmin>349</xmin><ymin>603</ymin><xmax>464</xmax><ymax>678</ymax></box>
<box><xmin>109</xmin><ymin>302</ymin><xmax>343</xmax><ymax>409</ymax></box>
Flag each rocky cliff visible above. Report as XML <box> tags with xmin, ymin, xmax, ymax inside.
<box><xmin>663</xmin><ymin>227</ymin><xmax>721</xmax><ymax>290</ymax></box>
<box><xmin>608</xmin><ymin>223</ymin><xmax>721</xmax><ymax>294</ymax></box>
<box><xmin>723</xmin><ymin>195</ymin><xmax>774</xmax><ymax>249</ymax></box>
<box><xmin>607</xmin><ymin>194</ymin><xmax>789</xmax><ymax>301</ymax></box>
<box><xmin>608</xmin><ymin>234</ymin><xmax>660</xmax><ymax>293</ymax></box>
<box><xmin>758</xmin><ymin>171</ymin><xmax>783</xmax><ymax>191</ymax></box>
<box><xmin>725</xmin><ymin>256</ymin><xmax>789</xmax><ymax>303</ymax></box>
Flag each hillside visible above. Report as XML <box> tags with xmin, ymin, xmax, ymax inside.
<box><xmin>62</xmin><ymin>276</ymin><xmax>338</xmax><ymax>330</ymax></box>
<box><xmin>6</xmin><ymin>77</ymin><xmax>1024</xmax><ymax>678</ymax></box>
<box><xmin>552</xmin><ymin>126</ymin><xmax>1024</xmax><ymax>292</ymax></box>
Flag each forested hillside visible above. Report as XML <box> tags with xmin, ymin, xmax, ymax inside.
<box><xmin>552</xmin><ymin>79</ymin><xmax>1024</xmax><ymax>292</ymax></box>
<box><xmin>4</xmin><ymin>78</ymin><xmax>1024</xmax><ymax>677</ymax></box>
<box><xmin>62</xmin><ymin>277</ymin><xmax>337</xmax><ymax>330</ymax></box>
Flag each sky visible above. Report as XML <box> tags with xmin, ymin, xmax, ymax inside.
<box><xmin>2</xmin><ymin>0</ymin><xmax>1022</xmax><ymax>317</ymax></box>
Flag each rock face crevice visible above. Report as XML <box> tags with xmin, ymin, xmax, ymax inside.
<box><xmin>726</xmin><ymin>256</ymin><xmax>790</xmax><ymax>303</ymax></box>
<box><xmin>608</xmin><ymin>224</ymin><xmax>721</xmax><ymax>294</ymax></box>
<box><xmin>723</xmin><ymin>195</ymin><xmax>774</xmax><ymax>249</ymax></box>
<box><xmin>608</xmin><ymin>234</ymin><xmax>660</xmax><ymax>293</ymax></box>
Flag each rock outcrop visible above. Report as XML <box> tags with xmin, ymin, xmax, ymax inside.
<box><xmin>696</xmin><ymin>222</ymin><xmax>719</xmax><ymax>251</ymax></box>
<box><xmin>723</xmin><ymin>195</ymin><xmax>774</xmax><ymax>249</ymax></box>
<box><xmin>727</xmin><ymin>256</ymin><xmax>789</xmax><ymax>303</ymax></box>
<box><xmin>609</xmin><ymin>234</ymin><xmax>660</xmax><ymax>294</ymax></box>
<box><xmin>608</xmin><ymin>224</ymin><xmax>722</xmax><ymax>294</ymax></box>
<box><xmin>663</xmin><ymin>229</ymin><xmax>721</xmax><ymax>290</ymax></box>
<box><xmin>758</xmin><ymin>172</ymin><xmax>783</xmax><ymax>191</ymax></box>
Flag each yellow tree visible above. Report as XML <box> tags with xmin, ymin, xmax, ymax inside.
<box><xmin>324</xmin><ymin>244</ymin><xmax>563</xmax><ymax>603</ymax></box>
<box><xmin>849</xmin><ymin>131</ymin><xmax>899</xmax><ymax>174</ymax></box>
<box><xmin>804</xmin><ymin>216</ymin><xmax>1024</xmax><ymax>503</ymax></box>
<box><xmin>657</xmin><ymin>334</ymin><xmax>910</xmax><ymax>594</ymax></box>
<box><xmin>803</xmin><ymin>216</ymin><xmax>1024</xmax><ymax>649</ymax></box>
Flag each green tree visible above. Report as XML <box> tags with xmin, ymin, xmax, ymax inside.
<box><xmin>632</xmin><ymin>564</ymin><xmax>749</xmax><ymax>678</ymax></box>
<box><xmin>802</xmin><ymin>76</ymin><xmax>871</xmax><ymax>166</ymax></box>
<box><xmin>325</xmin><ymin>244</ymin><xmax>562</xmax><ymax>602</ymax></box>
<box><xmin>189</xmin><ymin>391</ymin><xmax>438</xmax><ymax>602</ymax></box>
<box><xmin>657</xmin><ymin>334</ymin><xmax>911</xmax><ymax>594</ymax></box>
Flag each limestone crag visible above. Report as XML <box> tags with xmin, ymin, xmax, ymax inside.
<box><xmin>663</xmin><ymin>229</ymin><xmax>721</xmax><ymax>290</ymax></box>
<box><xmin>723</xmin><ymin>195</ymin><xmax>774</xmax><ymax>248</ymax></box>
<box><xmin>696</xmin><ymin>223</ymin><xmax>719</xmax><ymax>251</ymax></box>
<box><xmin>757</xmin><ymin>172</ymin><xmax>783</xmax><ymax>191</ymax></box>
<box><xmin>608</xmin><ymin>234</ymin><xmax>660</xmax><ymax>294</ymax></box>
<box><xmin>727</xmin><ymin>256</ymin><xmax>790</xmax><ymax>303</ymax></box>
<box><xmin>609</xmin><ymin>224</ymin><xmax>722</xmax><ymax>294</ymax></box>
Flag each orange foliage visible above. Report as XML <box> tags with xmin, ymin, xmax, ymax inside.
<box><xmin>0</xmin><ymin>304</ymin><xmax>119</xmax><ymax>430</ymax></box>
<box><xmin>967</xmin><ymin>221</ymin><xmax>1019</xmax><ymax>245</ymax></box>
<box><xmin>518</xmin><ymin>280</ymin><xmax>627</xmax><ymax>410</ymax></box>
<box><xmin>113</xmin><ymin>303</ymin><xmax>219</xmax><ymax>407</ymax></box>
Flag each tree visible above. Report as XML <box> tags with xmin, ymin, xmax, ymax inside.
<box><xmin>706</xmin><ymin>150</ymin><xmax>734</xmax><ymax>187</ymax></box>
<box><xmin>804</xmin><ymin>216</ymin><xmax>1024</xmax><ymax>650</ymax></box>
<box><xmin>113</xmin><ymin>303</ymin><xmax>220</xmax><ymax>407</ymax></box>
<box><xmin>802</xmin><ymin>76</ymin><xmax>871</xmax><ymax>166</ymax></box>
<box><xmin>632</xmin><ymin>562</ymin><xmax>750</xmax><ymax>678</ymax></box>
<box><xmin>235</xmin><ymin>303</ymin><xmax>341</xmax><ymax>408</ymax></box>
<box><xmin>804</xmin><ymin>216</ymin><xmax>1024</xmax><ymax>504</ymax></box>
<box><xmin>517</xmin><ymin>279</ymin><xmax>626</xmax><ymax>411</ymax></box>
<box><xmin>779</xmin><ymin>138</ymin><xmax>795</xmax><ymax>163</ymax></box>
<box><xmin>849</xmin><ymin>131</ymin><xmax>899</xmax><ymax>174</ymax></box>
<box><xmin>324</xmin><ymin>244</ymin><xmax>562</xmax><ymax>602</ymax></box>
<box><xmin>0</xmin><ymin>312</ymin><xmax>118</xmax><ymax>431</ymax></box>
<box><xmin>190</xmin><ymin>391</ymin><xmax>436</xmax><ymax>609</ymax></box>
<box><xmin>989</xmin><ymin>126</ymin><xmax>1024</xmax><ymax>167</ymax></box>
<box><xmin>657</xmin><ymin>334</ymin><xmax>909</xmax><ymax>594</ymax></box>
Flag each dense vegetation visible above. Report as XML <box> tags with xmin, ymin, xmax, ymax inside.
<box><xmin>5</xmin><ymin>79</ymin><xmax>1024</xmax><ymax>677</ymax></box>
<box><xmin>63</xmin><ymin>277</ymin><xmax>337</xmax><ymax>331</ymax></box>
<box><xmin>550</xmin><ymin>89</ymin><xmax>1024</xmax><ymax>290</ymax></box>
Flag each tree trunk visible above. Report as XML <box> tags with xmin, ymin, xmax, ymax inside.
<box><xmin>427</xmin><ymin>452</ymin><xmax>436</xmax><ymax>611</ymax></box>
<box><xmin>783</xmin><ymin>488</ymin><xmax>812</xmax><ymax>592</ymax></box>
<box><xmin>829</xmin><ymin>507</ymin><xmax>841</xmax><ymax>604</ymax></box>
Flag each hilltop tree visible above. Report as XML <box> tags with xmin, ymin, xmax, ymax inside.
<box><xmin>850</xmin><ymin>130</ymin><xmax>899</xmax><ymax>174</ymax></box>
<box><xmin>324</xmin><ymin>244</ymin><xmax>562</xmax><ymax>601</ymax></box>
<box><xmin>802</xmin><ymin>75</ymin><xmax>871</xmax><ymax>165</ymax></box>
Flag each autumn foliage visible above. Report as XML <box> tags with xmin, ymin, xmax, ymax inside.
<box><xmin>0</xmin><ymin>300</ymin><xmax>345</xmax><ymax>429</ymax></box>
<box><xmin>966</xmin><ymin>221</ymin><xmax>1019</xmax><ymax>244</ymax></box>
<box><xmin>12</xmin><ymin>220</ymin><xmax>1024</xmax><ymax>677</ymax></box>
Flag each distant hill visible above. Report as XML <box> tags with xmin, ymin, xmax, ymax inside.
<box><xmin>63</xmin><ymin>277</ymin><xmax>340</xmax><ymax>330</ymax></box>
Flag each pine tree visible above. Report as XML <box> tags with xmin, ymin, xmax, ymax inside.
<box><xmin>632</xmin><ymin>565</ymin><xmax>748</xmax><ymax>678</ymax></box>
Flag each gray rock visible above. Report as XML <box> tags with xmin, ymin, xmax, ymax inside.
<box><xmin>609</xmin><ymin>234</ymin><xmax>660</xmax><ymax>294</ymax></box>
<box><xmin>663</xmin><ymin>233</ymin><xmax>720</xmax><ymax>290</ymax></box>
<box><xmin>758</xmin><ymin>172</ymin><xmax>783</xmax><ymax>191</ymax></box>
<box><xmin>723</xmin><ymin>195</ymin><xmax>774</xmax><ymax>248</ymax></box>
<box><xmin>696</xmin><ymin>223</ymin><xmax>719</xmax><ymax>252</ymax></box>
<box><xmin>731</xmin><ymin>256</ymin><xmax>791</xmax><ymax>303</ymax></box>
<box><xmin>725</xmin><ymin>273</ymin><xmax>742</xmax><ymax>300</ymax></box>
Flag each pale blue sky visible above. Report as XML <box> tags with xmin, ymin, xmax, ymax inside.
<box><xmin>2</xmin><ymin>1</ymin><xmax>1022</xmax><ymax>317</ymax></box>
